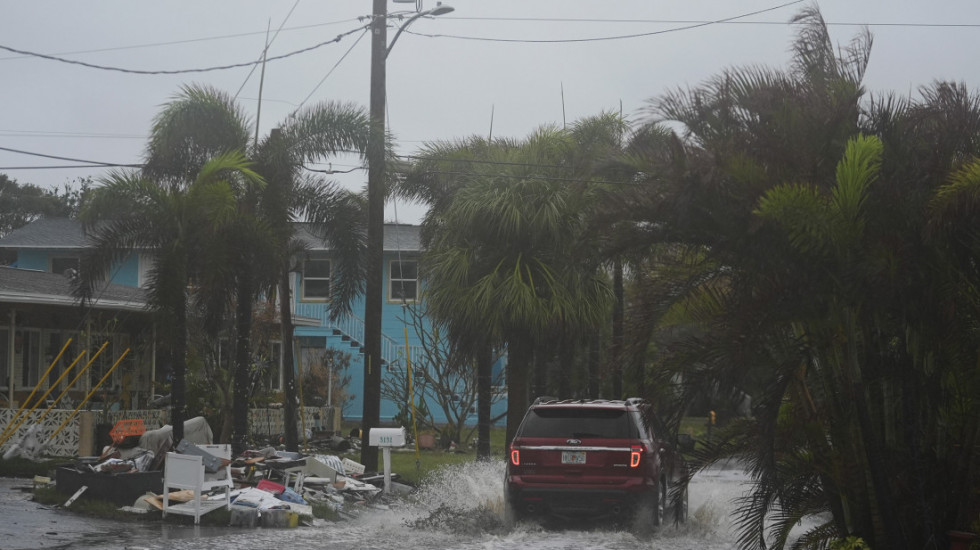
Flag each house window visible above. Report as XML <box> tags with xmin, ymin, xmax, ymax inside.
<box><xmin>43</xmin><ymin>331</ymin><xmax>78</xmax><ymax>392</ymax></box>
<box><xmin>17</xmin><ymin>330</ymin><xmax>41</xmax><ymax>389</ymax></box>
<box><xmin>51</xmin><ymin>257</ymin><xmax>79</xmax><ymax>277</ymax></box>
<box><xmin>389</xmin><ymin>259</ymin><xmax>418</xmax><ymax>302</ymax></box>
<box><xmin>302</xmin><ymin>259</ymin><xmax>331</xmax><ymax>301</ymax></box>
<box><xmin>0</xmin><ymin>329</ymin><xmax>7</xmax><ymax>390</ymax></box>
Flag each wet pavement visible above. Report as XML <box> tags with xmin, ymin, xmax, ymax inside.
<box><xmin>1</xmin><ymin>461</ymin><xmax>767</xmax><ymax>550</ymax></box>
<box><xmin>0</xmin><ymin>477</ymin><xmax>236</xmax><ymax>550</ymax></box>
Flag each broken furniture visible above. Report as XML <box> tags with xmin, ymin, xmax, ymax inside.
<box><xmin>162</xmin><ymin>443</ymin><xmax>232</xmax><ymax>524</ymax></box>
<box><xmin>282</xmin><ymin>455</ymin><xmax>342</xmax><ymax>491</ymax></box>
<box><xmin>55</xmin><ymin>459</ymin><xmax>162</xmax><ymax>506</ymax></box>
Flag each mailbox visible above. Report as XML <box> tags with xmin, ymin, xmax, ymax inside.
<box><xmin>369</xmin><ymin>427</ymin><xmax>407</xmax><ymax>448</ymax></box>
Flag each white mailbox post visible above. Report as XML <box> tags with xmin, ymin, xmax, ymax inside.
<box><xmin>369</xmin><ymin>427</ymin><xmax>407</xmax><ymax>493</ymax></box>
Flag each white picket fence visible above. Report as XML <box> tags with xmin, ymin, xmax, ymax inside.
<box><xmin>0</xmin><ymin>406</ymin><xmax>340</xmax><ymax>458</ymax></box>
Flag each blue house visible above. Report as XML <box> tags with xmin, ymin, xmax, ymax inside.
<box><xmin>0</xmin><ymin>217</ymin><xmax>506</xmax><ymax>431</ymax></box>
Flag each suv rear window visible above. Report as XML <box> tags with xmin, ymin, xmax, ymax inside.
<box><xmin>518</xmin><ymin>408</ymin><xmax>640</xmax><ymax>439</ymax></box>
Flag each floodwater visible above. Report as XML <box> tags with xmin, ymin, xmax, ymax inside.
<box><xmin>1</xmin><ymin>460</ymin><xmax>756</xmax><ymax>550</ymax></box>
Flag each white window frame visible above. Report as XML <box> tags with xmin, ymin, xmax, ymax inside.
<box><xmin>388</xmin><ymin>259</ymin><xmax>418</xmax><ymax>303</ymax></box>
<box><xmin>301</xmin><ymin>258</ymin><xmax>332</xmax><ymax>302</ymax></box>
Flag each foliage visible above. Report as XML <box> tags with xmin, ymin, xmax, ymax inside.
<box><xmin>0</xmin><ymin>174</ymin><xmax>90</xmax><ymax>241</ymax></box>
<box><xmin>74</xmin><ymin>152</ymin><xmax>262</xmax><ymax>444</ymax></box>
<box><xmin>298</xmin><ymin>347</ymin><xmax>353</xmax><ymax>411</ymax></box>
<box><xmin>608</xmin><ymin>6</ymin><xmax>980</xmax><ymax>549</ymax></box>
<box><xmin>129</xmin><ymin>83</ymin><xmax>370</xmax><ymax>452</ymax></box>
<box><xmin>829</xmin><ymin>537</ymin><xmax>870</xmax><ymax>550</ymax></box>
<box><xmin>381</xmin><ymin>298</ymin><xmax>503</xmax><ymax>448</ymax></box>
<box><xmin>0</xmin><ymin>457</ymin><xmax>65</xmax><ymax>478</ymax></box>
<box><xmin>408</xmin><ymin>121</ymin><xmax>619</xmax><ymax>445</ymax></box>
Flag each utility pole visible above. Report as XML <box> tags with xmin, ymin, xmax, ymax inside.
<box><xmin>360</xmin><ymin>0</ymin><xmax>387</xmax><ymax>473</ymax></box>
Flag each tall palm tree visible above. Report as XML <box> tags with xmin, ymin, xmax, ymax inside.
<box><xmin>144</xmin><ymin>85</ymin><xmax>370</xmax><ymax>451</ymax></box>
<box><xmin>74</xmin><ymin>152</ymin><xmax>262</xmax><ymax>445</ymax></box>
<box><xmin>613</xmin><ymin>7</ymin><xmax>980</xmax><ymax>548</ymax></box>
<box><xmin>419</xmin><ymin>125</ymin><xmax>614</xmax><ymax>444</ymax></box>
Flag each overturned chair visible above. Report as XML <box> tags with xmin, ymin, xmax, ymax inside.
<box><xmin>162</xmin><ymin>442</ymin><xmax>233</xmax><ymax>524</ymax></box>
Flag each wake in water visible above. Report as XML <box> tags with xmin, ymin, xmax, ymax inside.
<box><xmin>124</xmin><ymin>460</ymin><xmax>752</xmax><ymax>550</ymax></box>
<box><xmin>402</xmin><ymin>459</ymin><xmax>750</xmax><ymax>548</ymax></box>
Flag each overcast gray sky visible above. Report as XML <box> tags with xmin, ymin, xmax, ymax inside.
<box><xmin>2</xmin><ymin>1</ymin><xmax>978</xmax><ymax>223</ymax></box>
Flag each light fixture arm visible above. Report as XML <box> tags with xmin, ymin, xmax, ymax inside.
<box><xmin>385</xmin><ymin>3</ymin><xmax>454</xmax><ymax>59</ymax></box>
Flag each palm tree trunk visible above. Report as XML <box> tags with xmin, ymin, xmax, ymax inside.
<box><xmin>533</xmin><ymin>346</ymin><xmax>547</xmax><ymax>398</ymax></box>
<box><xmin>476</xmin><ymin>343</ymin><xmax>492</xmax><ymax>460</ymax></box>
<box><xmin>505</xmin><ymin>337</ymin><xmax>532</xmax><ymax>445</ymax></box>
<box><xmin>278</xmin><ymin>270</ymin><xmax>299</xmax><ymax>451</ymax></box>
<box><xmin>231</xmin><ymin>275</ymin><xmax>253</xmax><ymax>456</ymax></box>
<box><xmin>611</xmin><ymin>259</ymin><xmax>624</xmax><ymax>398</ymax></box>
<box><xmin>171</xmin><ymin>295</ymin><xmax>187</xmax><ymax>445</ymax></box>
<box><xmin>588</xmin><ymin>336</ymin><xmax>600</xmax><ymax>399</ymax></box>
<box><xmin>557</xmin><ymin>341</ymin><xmax>573</xmax><ymax>398</ymax></box>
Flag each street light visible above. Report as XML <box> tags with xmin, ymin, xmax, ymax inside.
<box><xmin>387</xmin><ymin>3</ymin><xmax>455</xmax><ymax>59</ymax></box>
<box><xmin>361</xmin><ymin>0</ymin><xmax>453</xmax><ymax>472</ymax></box>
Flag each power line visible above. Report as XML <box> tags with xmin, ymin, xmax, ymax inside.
<box><xmin>0</xmin><ymin>146</ymin><xmax>141</xmax><ymax>168</ymax></box>
<box><xmin>0</xmin><ymin>21</ymin><xmax>371</xmax><ymax>75</ymax></box>
<box><xmin>0</xmin><ymin>164</ymin><xmax>136</xmax><ymax>170</ymax></box>
<box><xmin>235</xmin><ymin>0</ymin><xmax>302</xmax><ymax>100</ymax></box>
<box><xmin>4</xmin><ymin>13</ymin><xmax>972</xmax><ymax>67</ymax></box>
<box><xmin>443</xmin><ymin>16</ymin><xmax>980</xmax><ymax>28</ymax></box>
<box><xmin>0</xmin><ymin>17</ymin><xmax>365</xmax><ymax>63</ymax></box>
<box><xmin>404</xmin><ymin>0</ymin><xmax>806</xmax><ymax>44</ymax></box>
<box><xmin>0</xmin><ymin>130</ymin><xmax>144</xmax><ymax>140</ymax></box>
<box><xmin>292</xmin><ymin>28</ymin><xmax>369</xmax><ymax>115</ymax></box>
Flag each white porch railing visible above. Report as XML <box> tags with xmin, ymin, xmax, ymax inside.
<box><xmin>293</xmin><ymin>303</ymin><xmax>422</xmax><ymax>368</ymax></box>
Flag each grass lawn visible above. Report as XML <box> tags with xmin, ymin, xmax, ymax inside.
<box><xmin>353</xmin><ymin>419</ymin><xmax>708</xmax><ymax>486</ymax></box>
<box><xmin>369</xmin><ymin>426</ymin><xmax>509</xmax><ymax>487</ymax></box>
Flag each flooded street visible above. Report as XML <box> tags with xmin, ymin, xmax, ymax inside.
<box><xmin>2</xmin><ymin>461</ymin><xmax>752</xmax><ymax>550</ymax></box>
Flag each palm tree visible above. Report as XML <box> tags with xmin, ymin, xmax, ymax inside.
<box><xmin>418</xmin><ymin>125</ymin><xmax>614</xmax><ymax>444</ymax></box>
<box><xmin>74</xmin><ymin>152</ymin><xmax>262</xmax><ymax>445</ymax></box>
<box><xmin>143</xmin><ymin>84</ymin><xmax>370</xmax><ymax>451</ymax></box>
<box><xmin>614</xmin><ymin>7</ymin><xmax>980</xmax><ymax>547</ymax></box>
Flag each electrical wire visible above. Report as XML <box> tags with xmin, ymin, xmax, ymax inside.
<box><xmin>0</xmin><ymin>146</ymin><xmax>141</xmax><ymax>168</ymax></box>
<box><xmin>0</xmin><ymin>18</ymin><xmax>366</xmax><ymax>63</ymax></box>
<box><xmin>3</xmin><ymin>12</ymin><xmax>970</xmax><ymax>67</ymax></box>
<box><xmin>401</xmin><ymin>0</ymin><xmax>805</xmax><ymax>44</ymax></box>
<box><xmin>0</xmin><ymin>22</ymin><xmax>371</xmax><ymax>75</ymax></box>
<box><xmin>291</xmin><ymin>28</ymin><xmax>369</xmax><ymax>115</ymax></box>
<box><xmin>0</xmin><ymin>130</ymin><xmax>144</xmax><ymax>140</ymax></box>
<box><xmin>442</xmin><ymin>16</ymin><xmax>980</xmax><ymax>28</ymax></box>
<box><xmin>235</xmin><ymin>0</ymin><xmax>302</xmax><ymax>100</ymax></box>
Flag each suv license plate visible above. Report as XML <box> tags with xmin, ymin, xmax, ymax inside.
<box><xmin>562</xmin><ymin>451</ymin><xmax>586</xmax><ymax>464</ymax></box>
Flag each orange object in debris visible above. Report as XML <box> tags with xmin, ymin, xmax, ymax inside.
<box><xmin>109</xmin><ymin>419</ymin><xmax>145</xmax><ymax>445</ymax></box>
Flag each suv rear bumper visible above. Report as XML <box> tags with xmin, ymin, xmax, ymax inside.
<box><xmin>506</xmin><ymin>479</ymin><xmax>653</xmax><ymax>519</ymax></box>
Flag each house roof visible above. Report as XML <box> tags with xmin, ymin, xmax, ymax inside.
<box><xmin>0</xmin><ymin>217</ymin><xmax>92</xmax><ymax>249</ymax></box>
<box><xmin>0</xmin><ymin>266</ymin><xmax>147</xmax><ymax>312</ymax></box>
<box><xmin>290</xmin><ymin>223</ymin><xmax>422</xmax><ymax>252</ymax></box>
<box><xmin>0</xmin><ymin>217</ymin><xmax>422</xmax><ymax>253</ymax></box>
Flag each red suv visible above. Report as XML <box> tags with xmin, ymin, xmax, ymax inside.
<box><xmin>504</xmin><ymin>397</ymin><xmax>687</xmax><ymax>530</ymax></box>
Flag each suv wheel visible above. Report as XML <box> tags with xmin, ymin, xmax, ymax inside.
<box><xmin>632</xmin><ymin>481</ymin><xmax>666</xmax><ymax>535</ymax></box>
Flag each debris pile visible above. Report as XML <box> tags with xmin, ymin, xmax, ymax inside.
<box><xmin>52</xmin><ymin>417</ymin><xmax>396</xmax><ymax>525</ymax></box>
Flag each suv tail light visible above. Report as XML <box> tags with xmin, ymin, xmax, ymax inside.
<box><xmin>630</xmin><ymin>445</ymin><xmax>643</xmax><ymax>468</ymax></box>
<box><xmin>510</xmin><ymin>445</ymin><xmax>520</xmax><ymax>466</ymax></box>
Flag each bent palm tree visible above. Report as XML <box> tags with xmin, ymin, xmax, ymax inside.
<box><xmin>144</xmin><ymin>85</ymin><xmax>369</xmax><ymax>450</ymax></box>
<box><xmin>74</xmin><ymin>152</ymin><xmax>262</xmax><ymax>444</ymax></box>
